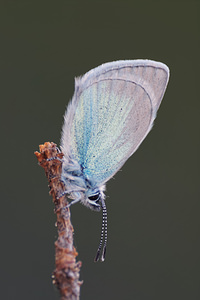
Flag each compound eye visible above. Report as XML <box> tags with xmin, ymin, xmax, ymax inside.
<box><xmin>88</xmin><ymin>193</ymin><xmax>100</xmax><ymax>201</ymax></box>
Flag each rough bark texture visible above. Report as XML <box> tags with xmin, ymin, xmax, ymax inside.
<box><xmin>35</xmin><ymin>142</ymin><xmax>82</xmax><ymax>300</ymax></box>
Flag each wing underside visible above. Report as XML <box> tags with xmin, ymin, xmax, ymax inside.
<box><xmin>61</xmin><ymin>60</ymin><xmax>169</xmax><ymax>185</ymax></box>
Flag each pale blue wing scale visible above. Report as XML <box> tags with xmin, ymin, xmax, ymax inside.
<box><xmin>71</xmin><ymin>79</ymin><xmax>152</xmax><ymax>184</ymax></box>
<box><xmin>61</xmin><ymin>60</ymin><xmax>169</xmax><ymax>185</ymax></box>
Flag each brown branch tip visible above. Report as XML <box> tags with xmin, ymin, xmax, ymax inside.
<box><xmin>34</xmin><ymin>142</ymin><xmax>82</xmax><ymax>300</ymax></box>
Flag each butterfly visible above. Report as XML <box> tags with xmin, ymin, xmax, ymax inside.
<box><xmin>60</xmin><ymin>60</ymin><xmax>169</xmax><ymax>261</ymax></box>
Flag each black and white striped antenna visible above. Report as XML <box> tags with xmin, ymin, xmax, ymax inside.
<box><xmin>94</xmin><ymin>198</ymin><xmax>107</xmax><ymax>262</ymax></box>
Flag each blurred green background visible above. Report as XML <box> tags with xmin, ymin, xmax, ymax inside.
<box><xmin>1</xmin><ymin>1</ymin><xmax>199</xmax><ymax>299</ymax></box>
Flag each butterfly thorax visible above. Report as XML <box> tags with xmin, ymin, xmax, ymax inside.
<box><xmin>61</xmin><ymin>156</ymin><xmax>105</xmax><ymax>211</ymax></box>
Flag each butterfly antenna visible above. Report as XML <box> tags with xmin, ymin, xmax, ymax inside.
<box><xmin>101</xmin><ymin>199</ymin><xmax>107</xmax><ymax>262</ymax></box>
<box><xmin>94</xmin><ymin>199</ymin><xmax>107</xmax><ymax>262</ymax></box>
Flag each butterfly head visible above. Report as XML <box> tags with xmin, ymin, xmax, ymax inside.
<box><xmin>85</xmin><ymin>188</ymin><xmax>105</xmax><ymax>211</ymax></box>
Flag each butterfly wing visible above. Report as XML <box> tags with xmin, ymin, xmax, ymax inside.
<box><xmin>61</xmin><ymin>60</ymin><xmax>169</xmax><ymax>185</ymax></box>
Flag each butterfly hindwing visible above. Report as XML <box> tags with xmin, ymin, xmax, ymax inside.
<box><xmin>61</xmin><ymin>60</ymin><xmax>169</xmax><ymax>185</ymax></box>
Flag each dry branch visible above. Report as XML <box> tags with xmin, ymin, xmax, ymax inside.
<box><xmin>34</xmin><ymin>142</ymin><xmax>82</xmax><ymax>300</ymax></box>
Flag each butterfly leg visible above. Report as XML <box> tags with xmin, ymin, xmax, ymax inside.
<box><xmin>66</xmin><ymin>197</ymin><xmax>81</xmax><ymax>208</ymax></box>
<box><xmin>55</xmin><ymin>146</ymin><xmax>62</xmax><ymax>153</ymax></box>
<box><xmin>47</xmin><ymin>156</ymin><xmax>63</xmax><ymax>162</ymax></box>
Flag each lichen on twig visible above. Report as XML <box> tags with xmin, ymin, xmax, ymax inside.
<box><xmin>35</xmin><ymin>142</ymin><xmax>82</xmax><ymax>300</ymax></box>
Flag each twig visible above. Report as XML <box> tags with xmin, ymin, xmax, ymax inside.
<box><xmin>34</xmin><ymin>142</ymin><xmax>82</xmax><ymax>300</ymax></box>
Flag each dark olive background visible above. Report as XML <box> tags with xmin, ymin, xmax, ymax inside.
<box><xmin>0</xmin><ymin>1</ymin><xmax>199</xmax><ymax>299</ymax></box>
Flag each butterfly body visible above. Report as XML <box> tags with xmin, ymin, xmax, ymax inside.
<box><xmin>61</xmin><ymin>155</ymin><xmax>105</xmax><ymax>210</ymax></box>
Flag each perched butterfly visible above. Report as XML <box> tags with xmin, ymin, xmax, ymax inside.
<box><xmin>60</xmin><ymin>60</ymin><xmax>169</xmax><ymax>262</ymax></box>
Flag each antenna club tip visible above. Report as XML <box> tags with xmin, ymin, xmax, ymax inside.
<box><xmin>94</xmin><ymin>251</ymin><xmax>100</xmax><ymax>262</ymax></box>
<box><xmin>101</xmin><ymin>246</ymin><xmax>106</xmax><ymax>262</ymax></box>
